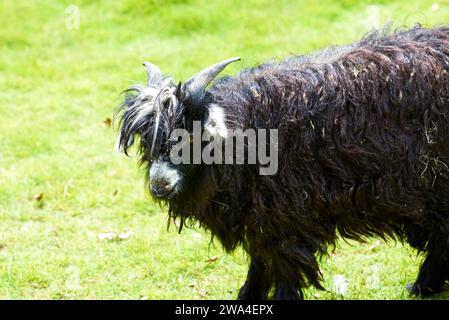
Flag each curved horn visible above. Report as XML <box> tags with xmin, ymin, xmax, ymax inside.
<box><xmin>184</xmin><ymin>57</ymin><xmax>241</xmax><ymax>94</ymax></box>
<box><xmin>143</xmin><ymin>61</ymin><xmax>163</xmax><ymax>87</ymax></box>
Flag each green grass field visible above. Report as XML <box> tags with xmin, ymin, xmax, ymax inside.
<box><xmin>1</xmin><ymin>0</ymin><xmax>449</xmax><ymax>299</ymax></box>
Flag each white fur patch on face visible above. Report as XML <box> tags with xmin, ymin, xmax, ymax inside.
<box><xmin>131</xmin><ymin>79</ymin><xmax>176</xmax><ymax>129</ymax></box>
<box><xmin>204</xmin><ymin>104</ymin><xmax>228</xmax><ymax>140</ymax></box>
<box><xmin>116</xmin><ymin>79</ymin><xmax>177</xmax><ymax>154</ymax></box>
<box><xmin>132</xmin><ymin>86</ymin><xmax>160</xmax><ymax>122</ymax></box>
<box><xmin>140</xmin><ymin>86</ymin><xmax>160</xmax><ymax>99</ymax></box>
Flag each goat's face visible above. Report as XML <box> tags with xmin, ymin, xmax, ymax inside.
<box><xmin>115</xmin><ymin>58</ymin><xmax>240</xmax><ymax>200</ymax></box>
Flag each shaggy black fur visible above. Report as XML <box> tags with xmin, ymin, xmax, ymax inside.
<box><xmin>117</xmin><ymin>25</ymin><xmax>449</xmax><ymax>299</ymax></box>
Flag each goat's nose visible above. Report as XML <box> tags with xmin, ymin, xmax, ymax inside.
<box><xmin>151</xmin><ymin>179</ymin><xmax>174</xmax><ymax>198</ymax></box>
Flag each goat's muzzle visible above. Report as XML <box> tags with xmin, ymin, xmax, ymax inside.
<box><xmin>149</xmin><ymin>162</ymin><xmax>180</xmax><ymax>198</ymax></box>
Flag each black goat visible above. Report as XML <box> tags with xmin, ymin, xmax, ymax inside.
<box><xmin>116</xmin><ymin>25</ymin><xmax>449</xmax><ymax>299</ymax></box>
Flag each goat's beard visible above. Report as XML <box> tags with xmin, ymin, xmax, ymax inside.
<box><xmin>156</xmin><ymin>164</ymin><xmax>219</xmax><ymax>233</ymax></box>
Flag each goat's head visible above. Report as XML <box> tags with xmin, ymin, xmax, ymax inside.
<box><xmin>115</xmin><ymin>57</ymin><xmax>240</xmax><ymax>200</ymax></box>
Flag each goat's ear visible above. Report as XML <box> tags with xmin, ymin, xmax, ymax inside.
<box><xmin>175</xmin><ymin>81</ymin><xmax>190</xmax><ymax>105</ymax></box>
<box><xmin>175</xmin><ymin>81</ymin><xmax>183</xmax><ymax>97</ymax></box>
<box><xmin>203</xmin><ymin>104</ymin><xmax>228</xmax><ymax>141</ymax></box>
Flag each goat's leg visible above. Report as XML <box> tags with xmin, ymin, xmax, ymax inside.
<box><xmin>272</xmin><ymin>279</ymin><xmax>304</xmax><ymax>300</ymax></box>
<box><xmin>238</xmin><ymin>259</ymin><xmax>270</xmax><ymax>300</ymax></box>
<box><xmin>270</xmin><ymin>244</ymin><xmax>323</xmax><ymax>300</ymax></box>
<box><xmin>405</xmin><ymin>204</ymin><xmax>449</xmax><ymax>297</ymax></box>
<box><xmin>411</xmin><ymin>248</ymin><xmax>449</xmax><ymax>297</ymax></box>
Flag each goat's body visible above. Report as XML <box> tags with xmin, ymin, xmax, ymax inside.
<box><xmin>167</xmin><ymin>26</ymin><xmax>449</xmax><ymax>298</ymax></box>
